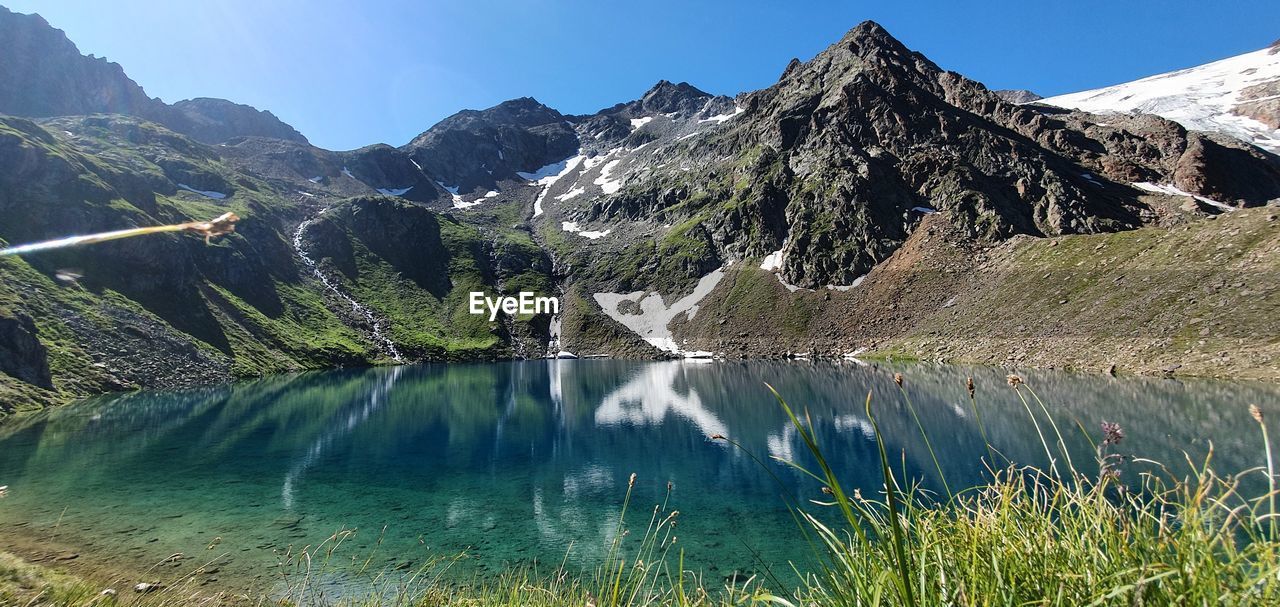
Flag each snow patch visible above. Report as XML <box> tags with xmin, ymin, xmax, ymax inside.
<box><xmin>177</xmin><ymin>184</ymin><xmax>227</xmax><ymax>199</ymax></box>
<box><xmin>1131</xmin><ymin>182</ymin><xmax>1234</xmax><ymax>211</ymax></box>
<box><xmin>376</xmin><ymin>186</ymin><xmax>413</xmax><ymax>196</ymax></box>
<box><xmin>437</xmin><ymin>181</ymin><xmax>476</xmax><ymax>209</ymax></box>
<box><xmin>308</xmin><ymin>176</ymin><xmax>323</xmax><ymax>183</ymax></box>
<box><xmin>555</xmin><ymin>186</ymin><xmax>586</xmax><ymax>201</ymax></box>
<box><xmin>760</xmin><ymin>249</ymin><xmax>784</xmax><ymax>271</ymax></box>
<box><xmin>911</xmin><ymin>206</ymin><xmax>938</xmax><ymax>214</ymax></box>
<box><xmin>582</xmin><ymin>152</ymin><xmax>614</xmax><ymax>170</ymax></box>
<box><xmin>594</xmin><ymin>268</ymin><xmax>726</xmax><ymax>356</ymax></box>
<box><xmin>629</xmin><ymin>116</ymin><xmax>654</xmax><ymax>129</ymax></box>
<box><xmin>519</xmin><ymin>155</ymin><xmax>584</xmax><ymax>182</ymax></box>
<box><xmin>531</xmin><ymin>154</ymin><xmax>586</xmax><ymax>217</ymax></box>
<box><xmin>699</xmin><ymin>106</ymin><xmax>745</xmax><ymax>124</ymax></box>
<box><xmin>561</xmin><ymin>221</ymin><xmax>610</xmax><ymax>239</ymax></box>
<box><xmin>774</xmin><ymin>274</ymin><xmax>806</xmax><ymax>292</ymax></box>
<box><xmin>594</xmin><ymin>159</ymin><xmax>624</xmax><ymax>194</ymax></box>
<box><xmin>342</xmin><ymin>167</ymin><xmax>355</xmax><ymax>179</ymax></box>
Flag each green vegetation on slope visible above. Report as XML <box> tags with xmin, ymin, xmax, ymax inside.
<box><xmin>303</xmin><ymin>197</ymin><xmax>557</xmax><ymax>361</ymax></box>
<box><xmin>881</xmin><ymin>207</ymin><xmax>1280</xmax><ymax>379</ymax></box>
<box><xmin>0</xmin><ymin>115</ymin><xmax>376</xmax><ymax>413</ymax></box>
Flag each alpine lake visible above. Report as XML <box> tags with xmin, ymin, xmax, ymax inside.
<box><xmin>1</xmin><ymin>360</ymin><xmax>1277</xmax><ymax>597</ymax></box>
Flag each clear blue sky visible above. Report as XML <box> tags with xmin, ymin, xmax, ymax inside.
<box><xmin>7</xmin><ymin>0</ymin><xmax>1277</xmax><ymax>151</ymax></box>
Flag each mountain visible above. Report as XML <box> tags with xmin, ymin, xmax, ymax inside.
<box><xmin>0</xmin><ymin>7</ymin><xmax>165</xmax><ymax>120</ymax></box>
<box><xmin>0</xmin><ymin>112</ymin><xmax>552</xmax><ymax>411</ymax></box>
<box><xmin>522</xmin><ymin>21</ymin><xmax>1280</xmax><ymax>361</ymax></box>
<box><xmin>1041</xmin><ymin>41</ymin><xmax>1280</xmax><ymax>154</ymax></box>
<box><xmin>532</xmin><ymin>21</ymin><xmax>1277</xmax><ymax>291</ymax></box>
<box><xmin>2</xmin><ymin>17</ymin><xmax>1279</xmax><ymax>412</ymax></box>
<box><xmin>404</xmin><ymin>97</ymin><xmax>579</xmax><ymax>195</ymax></box>
<box><xmin>0</xmin><ymin>6</ymin><xmax>307</xmax><ymax>145</ymax></box>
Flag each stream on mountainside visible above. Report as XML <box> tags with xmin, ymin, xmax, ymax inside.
<box><xmin>1</xmin><ymin>360</ymin><xmax>1277</xmax><ymax>597</ymax></box>
<box><xmin>292</xmin><ymin>216</ymin><xmax>404</xmax><ymax>362</ymax></box>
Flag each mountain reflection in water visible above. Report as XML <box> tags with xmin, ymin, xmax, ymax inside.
<box><xmin>1</xmin><ymin>360</ymin><xmax>1276</xmax><ymax>594</ymax></box>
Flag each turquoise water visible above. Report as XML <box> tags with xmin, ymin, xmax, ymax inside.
<box><xmin>0</xmin><ymin>360</ymin><xmax>1277</xmax><ymax>595</ymax></box>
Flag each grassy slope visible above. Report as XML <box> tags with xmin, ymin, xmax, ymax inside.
<box><xmin>0</xmin><ymin>117</ymin><xmax>371</xmax><ymax>414</ymax></box>
<box><xmin>307</xmin><ymin>197</ymin><xmax>558</xmax><ymax>361</ymax></box>
<box><xmin>880</xmin><ymin>206</ymin><xmax>1280</xmax><ymax>379</ymax></box>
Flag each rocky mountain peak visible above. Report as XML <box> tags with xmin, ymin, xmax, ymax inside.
<box><xmin>170</xmin><ymin>97</ymin><xmax>308</xmax><ymax>144</ymax></box>
<box><xmin>0</xmin><ymin>6</ymin><xmax>309</xmax><ymax>144</ymax></box>
<box><xmin>834</xmin><ymin>20</ymin><xmax>916</xmax><ymax>60</ymax></box>
<box><xmin>404</xmin><ymin>97</ymin><xmax>578</xmax><ymax>193</ymax></box>
<box><xmin>0</xmin><ymin>6</ymin><xmax>165</xmax><ymax>119</ymax></box>
<box><xmin>840</xmin><ymin>20</ymin><xmax>894</xmax><ymax>44</ymax></box>
<box><xmin>638</xmin><ymin>80</ymin><xmax>713</xmax><ymax>114</ymax></box>
<box><xmin>481</xmin><ymin>97</ymin><xmax>564</xmax><ymax>126</ymax></box>
<box><xmin>769</xmin><ymin>18</ymin><xmax>945</xmax><ymax>99</ymax></box>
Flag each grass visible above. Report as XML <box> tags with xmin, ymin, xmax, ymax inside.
<box><xmin>4</xmin><ymin>376</ymin><xmax>1279</xmax><ymax>606</ymax></box>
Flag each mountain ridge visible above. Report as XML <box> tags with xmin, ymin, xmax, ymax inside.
<box><xmin>0</xmin><ymin>6</ymin><xmax>309</xmax><ymax>145</ymax></box>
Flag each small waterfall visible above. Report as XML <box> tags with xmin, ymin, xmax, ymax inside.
<box><xmin>292</xmin><ymin>217</ymin><xmax>404</xmax><ymax>362</ymax></box>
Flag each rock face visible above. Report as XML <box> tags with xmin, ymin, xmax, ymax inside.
<box><xmin>0</xmin><ymin>310</ymin><xmax>51</xmax><ymax>389</ymax></box>
<box><xmin>993</xmin><ymin>89</ymin><xmax>1042</xmax><ymax>104</ymax></box>
<box><xmin>404</xmin><ymin>97</ymin><xmax>579</xmax><ymax>194</ymax></box>
<box><xmin>169</xmin><ymin>98</ymin><xmax>308</xmax><ymax>144</ymax></box>
<box><xmin>0</xmin><ymin>7</ymin><xmax>307</xmax><ymax>145</ymax></box>
<box><xmin>0</xmin><ymin>7</ymin><xmax>165</xmax><ymax>120</ymax></box>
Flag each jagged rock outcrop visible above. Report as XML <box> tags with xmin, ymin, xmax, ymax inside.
<box><xmin>993</xmin><ymin>89</ymin><xmax>1042</xmax><ymax>104</ymax></box>
<box><xmin>0</xmin><ymin>309</ymin><xmax>51</xmax><ymax>389</ymax></box>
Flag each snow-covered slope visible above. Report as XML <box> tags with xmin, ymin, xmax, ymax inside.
<box><xmin>1041</xmin><ymin>44</ymin><xmax>1280</xmax><ymax>154</ymax></box>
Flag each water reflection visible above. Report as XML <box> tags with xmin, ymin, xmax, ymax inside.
<box><xmin>594</xmin><ymin>362</ymin><xmax>729</xmax><ymax>439</ymax></box>
<box><xmin>0</xmin><ymin>360</ymin><xmax>1276</xmax><ymax>592</ymax></box>
<box><xmin>281</xmin><ymin>366</ymin><xmax>404</xmax><ymax>509</ymax></box>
